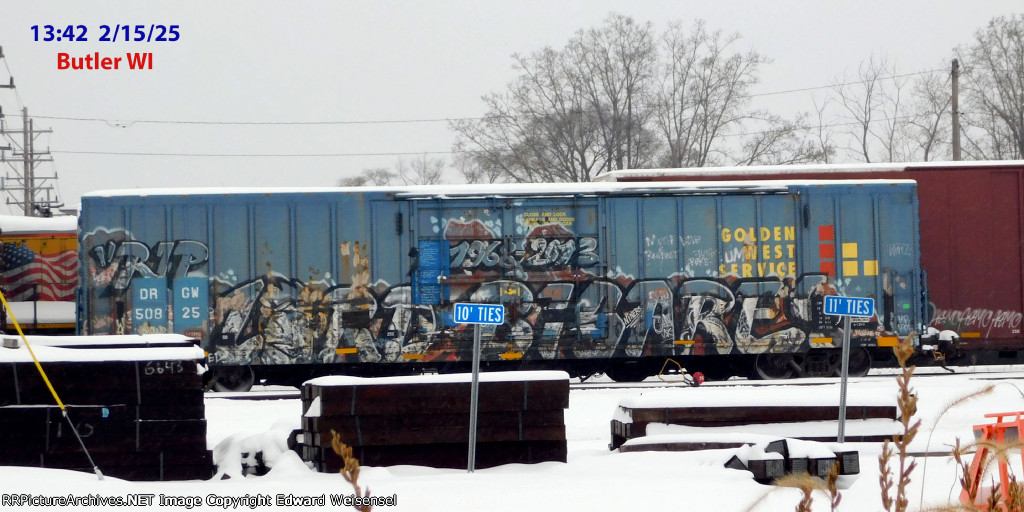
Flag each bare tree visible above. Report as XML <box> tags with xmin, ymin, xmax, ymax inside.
<box><xmin>338</xmin><ymin>167</ymin><xmax>397</xmax><ymax>187</ymax></box>
<box><xmin>452</xmin><ymin>144</ymin><xmax>507</xmax><ymax>184</ymax></box>
<box><xmin>736</xmin><ymin>113</ymin><xmax>831</xmax><ymax>166</ymax></box>
<box><xmin>655</xmin><ymin>20</ymin><xmax>767</xmax><ymax>167</ymax></box>
<box><xmin>456</xmin><ymin>15</ymin><xmax>751</xmax><ymax>182</ymax></box>
<box><xmin>958</xmin><ymin>13</ymin><xmax>1024</xmax><ymax>160</ymax></box>
<box><xmin>450</xmin><ymin>46</ymin><xmax>605</xmax><ymax>183</ymax></box>
<box><xmin>452</xmin><ymin>14</ymin><xmax>851</xmax><ymax>178</ymax></box>
<box><xmin>904</xmin><ymin>68</ymin><xmax>952</xmax><ymax>161</ymax></box>
<box><xmin>831</xmin><ymin>56</ymin><xmax>895</xmax><ymax>162</ymax></box>
<box><xmin>810</xmin><ymin>96</ymin><xmax>838</xmax><ymax>164</ymax></box>
<box><xmin>395</xmin><ymin>155</ymin><xmax>446</xmax><ymax>185</ymax></box>
<box><xmin>339</xmin><ymin>155</ymin><xmax>447</xmax><ymax>187</ymax></box>
<box><xmin>566</xmin><ymin>13</ymin><xmax>659</xmax><ymax>173</ymax></box>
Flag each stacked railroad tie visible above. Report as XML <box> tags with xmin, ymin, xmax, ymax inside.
<box><xmin>297</xmin><ymin>371</ymin><xmax>569</xmax><ymax>471</ymax></box>
<box><xmin>610</xmin><ymin>386</ymin><xmax>899</xmax><ymax>483</ymax></box>
<box><xmin>0</xmin><ymin>334</ymin><xmax>213</xmax><ymax>481</ymax></box>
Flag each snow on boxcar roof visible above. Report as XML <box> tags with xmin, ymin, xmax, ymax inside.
<box><xmin>81</xmin><ymin>178</ymin><xmax>917</xmax><ymax>200</ymax></box>
<box><xmin>0</xmin><ymin>214</ymin><xmax>77</xmax><ymax>234</ymax></box>
<box><xmin>0</xmin><ymin>334</ymin><xmax>205</xmax><ymax>363</ymax></box>
<box><xmin>594</xmin><ymin>159</ymin><xmax>1024</xmax><ymax>181</ymax></box>
<box><xmin>306</xmin><ymin>370</ymin><xmax>570</xmax><ymax>387</ymax></box>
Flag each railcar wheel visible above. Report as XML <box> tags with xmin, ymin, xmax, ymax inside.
<box><xmin>753</xmin><ymin>353</ymin><xmax>795</xmax><ymax>380</ymax></box>
<box><xmin>843</xmin><ymin>348</ymin><xmax>872</xmax><ymax>377</ymax></box>
<box><xmin>211</xmin><ymin>365</ymin><xmax>256</xmax><ymax>392</ymax></box>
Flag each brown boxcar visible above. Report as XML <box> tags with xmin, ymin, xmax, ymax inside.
<box><xmin>598</xmin><ymin>161</ymin><xmax>1024</xmax><ymax>361</ymax></box>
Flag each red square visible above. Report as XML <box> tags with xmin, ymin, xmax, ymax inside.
<box><xmin>818</xmin><ymin>225</ymin><xmax>835</xmax><ymax>241</ymax></box>
<box><xmin>820</xmin><ymin>261</ymin><xmax>836</xmax><ymax>276</ymax></box>
<box><xmin>819</xmin><ymin>243</ymin><xmax>835</xmax><ymax>259</ymax></box>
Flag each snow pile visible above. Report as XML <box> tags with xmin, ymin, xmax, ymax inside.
<box><xmin>212</xmin><ymin>419</ymin><xmax>304</xmax><ymax>480</ymax></box>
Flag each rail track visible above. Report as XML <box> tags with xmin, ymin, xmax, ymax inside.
<box><xmin>206</xmin><ymin>364</ymin><xmax>1024</xmax><ymax>400</ymax></box>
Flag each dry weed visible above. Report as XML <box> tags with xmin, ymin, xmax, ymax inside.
<box><xmin>879</xmin><ymin>334</ymin><xmax>920</xmax><ymax>512</ymax></box>
<box><xmin>331</xmin><ymin>430</ymin><xmax>373</xmax><ymax>512</ymax></box>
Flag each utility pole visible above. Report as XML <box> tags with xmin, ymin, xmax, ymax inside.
<box><xmin>0</xmin><ymin>108</ymin><xmax>57</xmax><ymax>216</ymax></box>
<box><xmin>952</xmin><ymin>58</ymin><xmax>961</xmax><ymax>161</ymax></box>
<box><xmin>0</xmin><ymin>48</ymin><xmax>61</xmax><ymax>217</ymax></box>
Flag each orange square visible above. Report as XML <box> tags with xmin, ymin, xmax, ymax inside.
<box><xmin>820</xmin><ymin>261</ymin><xmax>836</xmax><ymax>276</ymax></box>
<box><xmin>819</xmin><ymin>244</ymin><xmax>835</xmax><ymax>259</ymax></box>
<box><xmin>818</xmin><ymin>225</ymin><xmax>835</xmax><ymax>241</ymax></box>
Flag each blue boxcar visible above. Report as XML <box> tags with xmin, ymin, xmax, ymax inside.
<box><xmin>78</xmin><ymin>180</ymin><xmax>924</xmax><ymax>388</ymax></box>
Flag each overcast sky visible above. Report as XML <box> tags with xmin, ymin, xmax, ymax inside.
<box><xmin>0</xmin><ymin>1</ymin><xmax>1020</xmax><ymax>214</ymax></box>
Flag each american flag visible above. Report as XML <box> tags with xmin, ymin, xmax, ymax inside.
<box><xmin>0</xmin><ymin>241</ymin><xmax>78</xmax><ymax>301</ymax></box>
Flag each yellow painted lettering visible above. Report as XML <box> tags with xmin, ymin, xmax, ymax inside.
<box><xmin>787</xmin><ymin>244</ymin><xmax>796</xmax><ymax>258</ymax></box>
<box><xmin>742</xmin><ymin>263</ymin><xmax>752</xmax><ymax>277</ymax></box>
<box><xmin>760</xmin><ymin>227</ymin><xmax>771</xmax><ymax>241</ymax></box>
<box><xmin>743</xmin><ymin>245</ymin><xmax>758</xmax><ymax>261</ymax></box>
<box><xmin>722</xmin><ymin>229</ymin><xmax>732</xmax><ymax>243</ymax></box>
<box><xmin>774</xmin><ymin>245</ymin><xmax>783</xmax><ymax>259</ymax></box>
<box><xmin>785</xmin><ymin>226</ymin><xmax>795</xmax><ymax>241</ymax></box>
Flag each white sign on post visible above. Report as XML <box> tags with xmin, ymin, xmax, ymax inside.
<box><xmin>453</xmin><ymin>303</ymin><xmax>505</xmax><ymax>473</ymax></box>
<box><xmin>823</xmin><ymin>296</ymin><xmax>875</xmax><ymax>317</ymax></box>
<box><xmin>823</xmin><ymin>295</ymin><xmax>875</xmax><ymax>444</ymax></box>
<box><xmin>454</xmin><ymin>303</ymin><xmax>505</xmax><ymax>325</ymax></box>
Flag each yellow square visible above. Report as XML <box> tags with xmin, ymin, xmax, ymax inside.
<box><xmin>864</xmin><ymin>260</ymin><xmax>878</xmax><ymax>276</ymax></box>
<box><xmin>842</xmin><ymin>242</ymin><xmax>858</xmax><ymax>258</ymax></box>
<box><xmin>843</xmin><ymin>260</ymin><xmax>859</xmax><ymax>276</ymax></box>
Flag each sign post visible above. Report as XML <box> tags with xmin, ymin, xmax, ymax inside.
<box><xmin>452</xmin><ymin>303</ymin><xmax>505</xmax><ymax>473</ymax></box>
<box><xmin>823</xmin><ymin>295</ymin><xmax>875</xmax><ymax>443</ymax></box>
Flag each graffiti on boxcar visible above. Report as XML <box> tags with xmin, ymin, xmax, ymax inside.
<box><xmin>686</xmin><ymin>248</ymin><xmax>715</xmax><ymax>269</ymax></box>
<box><xmin>442</xmin><ymin>217</ymin><xmax>598</xmax><ymax>273</ymax></box>
<box><xmin>204</xmin><ymin>271</ymin><xmax>899</xmax><ymax>366</ymax></box>
<box><xmin>644</xmin><ymin>234</ymin><xmax>678</xmax><ymax>261</ymax></box>
<box><xmin>83</xmin><ymin>229</ymin><xmax>209</xmax><ymax>292</ymax></box>
<box><xmin>887</xmin><ymin>243</ymin><xmax>914</xmax><ymax>257</ymax></box>
<box><xmin>83</xmin><ymin>220</ymin><xmax>905</xmax><ymax>366</ymax></box>
<box><xmin>932</xmin><ymin>308</ymin><xmax>1024</xmax><ymax>335</ymax></box>
<box><xmin>447</xmin><ymin>237</ymin><xmax>598</xmax><ymax>272</ymax></box>
<box><xmin>209</xmin><ymin>274</ymin><xmax>380</xmax><ymax>365</ymax></box>
<box><xmin>676</xmin><ymin>276</ymin><xmax>833</xmax><ymax>355</ymax></box>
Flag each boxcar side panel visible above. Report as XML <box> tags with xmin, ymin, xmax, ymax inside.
<box><xmin>78</xmin><ymin>183</ymin><xmax>922</xmax><ymax>378</ymax></box>
<box><xmin>609</xmin><ymin>163</ymin><xmax>1024</xmax><ymax>351</ymax></box>
<box><xmin>929</xmin><ymin>170</ymin><xmax>1023</xmax><ymax>344</ymax></box>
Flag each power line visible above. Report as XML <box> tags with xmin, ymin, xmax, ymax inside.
<box><xmin>30</xmin><ymin>69</ymin><xmax>946</xmax><ymax>127</ymax></box>
<box><xmin>53</xmin><ymin>149</ymin><xmax>455</xmax><ymax>157</ymax></box>
<box><xmin>748</xmin><ymin>69</ymin><xmax>944</xmax><ymax>98</ymax></box>
<box><xmin>34</xmin><ymin>116</ymin><xmax>472</xmax><ymax>126</ymax></box>
<box><xmin>50</xmin><ymin>111</ymin><xmax>943</xmax><ymax>158</ymax></box>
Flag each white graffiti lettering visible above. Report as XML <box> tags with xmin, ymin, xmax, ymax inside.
<box><xmin>932</xmin><ymin>308</ymin><xmax>1024</xmax><ymax>334</ymax></box>
<box><xmin>887</xmin><ymin>243</ymin><xmax>913</xmax><ymax>257</ymax></box>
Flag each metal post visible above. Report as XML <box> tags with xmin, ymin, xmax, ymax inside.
<box><xmin>22</xmin><ymin>107</ymin><xmax>31</xmax><ymax>216</ymax></box>
<box><xmin>838</xmin><ymin>315</ymin><xmax>851</xmax><ymax>443</ymax></box>
<box><xmin>467</xmin><ymin>323</ymin><xmax>481</xmax><ymax>472</ymax></box>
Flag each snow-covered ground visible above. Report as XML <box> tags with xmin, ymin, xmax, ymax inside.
<box><xmin>4</xmin><ymin>365</ymin><xmax>1024</xmax><ymax>511</ymax></box>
